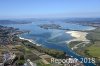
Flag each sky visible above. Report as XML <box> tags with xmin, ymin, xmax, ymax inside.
<box><xmin>0</xmin><ymin>0</ymin><xmax>100</xmax><ymax>18</ymax></box>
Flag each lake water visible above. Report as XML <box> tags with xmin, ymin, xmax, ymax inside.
<box><xmin>2</xmin><ymin>20</ymin><xmax>95</xmax><ymax>66</ymax></box>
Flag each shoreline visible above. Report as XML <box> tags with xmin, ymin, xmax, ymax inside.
<box><xmin>19</xmin><ymin>36</ymin><xmax>41</xmax><ymax>46</ymax></box>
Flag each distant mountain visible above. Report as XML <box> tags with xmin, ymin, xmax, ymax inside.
<box><xmin>0</xmin><ymin>20</ymin><xmax>32</xmax><ymax>24</ymax></box>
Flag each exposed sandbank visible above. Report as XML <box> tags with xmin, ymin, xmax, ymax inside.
<box><xmin>66</xmin><ymin>31</ymin><xmax>90</xmax><ymax>43</ymax></box>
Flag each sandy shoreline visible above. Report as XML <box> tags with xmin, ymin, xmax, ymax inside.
<box><xmin>66</xmin><ymin>31</ymin><xmax>90</xmax><ymax>44</ymax></box>
<box><xmin>19</xmin><ymin>36</ymin><xmax>41</xmax><ymax>46</ymax></box>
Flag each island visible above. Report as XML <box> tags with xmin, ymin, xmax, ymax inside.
<box><xmin>38</xmin><ymin>24</ymin><xmax>62</xmax><ymax>29</ymax></box>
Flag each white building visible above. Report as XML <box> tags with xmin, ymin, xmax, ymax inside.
<box><xmin>26</xmin><ymin>59</ymin><xmax>37</xmax><ymax>66</ymax></box>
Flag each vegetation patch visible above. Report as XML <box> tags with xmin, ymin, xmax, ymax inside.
<box><xmin>86</xmin><ymin>41</ymin><xmax>100</xmax><ymax>57</ymax></box>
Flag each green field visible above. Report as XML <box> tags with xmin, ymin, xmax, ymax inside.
<box><xmin>86</xmin><ymin>41</ymin><xmax>100</xmax><ymax>57</ymax></box>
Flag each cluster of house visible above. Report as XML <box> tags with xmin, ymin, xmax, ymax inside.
<box><xmin>0</xmin><ymin>44</ymin><xmax>37</xmax><ymax>66</ymax></box>
<box><xmin>1</xmin><ymin>54</ymin><xmax>36</xmax><ymax>66</ymax></box>
<box><xmin>0</xmin><ymin>53</ymin><xmax>15</xmax><ymax>66</ymax></box>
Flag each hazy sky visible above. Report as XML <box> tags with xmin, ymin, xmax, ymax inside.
<box><xmin>0</xmin><ymin>0</ymin><xmax>100</xmax><ymax>18</ymax></box>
